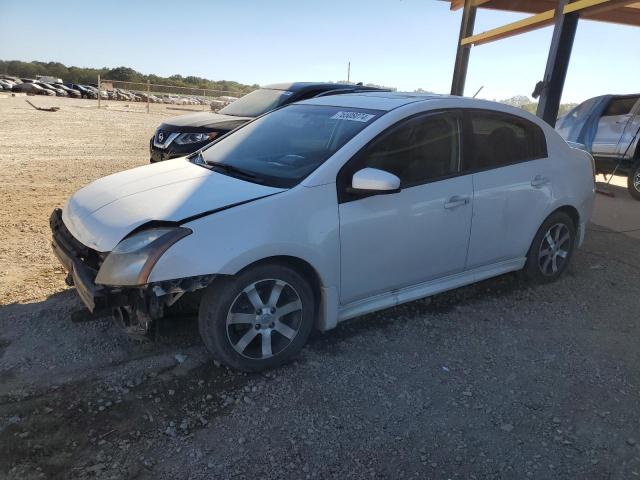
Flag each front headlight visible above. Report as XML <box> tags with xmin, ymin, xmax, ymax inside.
<box><xmin>95</xmin><ymin>227</ymin><xmax>192</xmax><ymax>286</ymax></box>
<box><xmin>174</xmin><ymin>132</ymin><xmax>214</xmax><ymax>145</ymax></box>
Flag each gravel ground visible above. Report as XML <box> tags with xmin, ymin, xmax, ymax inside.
<box><xmin>1</xmin><ymin>95</ymin><xmax>639</xmax><ymax>479</ymax></box>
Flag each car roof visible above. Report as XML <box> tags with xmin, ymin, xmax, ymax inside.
<box><xmin>296</xmin><ymin>91</ymin><xmax>457</xmax><ymax>111</ymax></box>
<box><xmin>262</xmin><ymin>82</ymin><xmax>384</xmax><ymax>93</ymax></box>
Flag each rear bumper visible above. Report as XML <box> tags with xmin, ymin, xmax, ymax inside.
<box><xmin>50</xmin><ymin>209</ymin><xmax>126</xmax><ymax>312</ymax></box>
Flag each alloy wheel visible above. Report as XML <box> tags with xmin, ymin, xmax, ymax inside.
<box><xmin>633</xmin><ymin>168</ymin><xmax>640</xmax><ymax>192</ymax></box>
<box><xmin>538</xmin><ymin>223</ymin><xmax>571</xmax><ymax>276</ymax></box>
<box><xmin>226</xmin><ymin>279</ymin><xmax>303</xmax><ymax>360</ymax></box>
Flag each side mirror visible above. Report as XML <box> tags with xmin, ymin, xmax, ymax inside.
<box><xmin>349</xmin><ymin>168</ymin><xmax>401</xmax><ymax>195</ymax></box>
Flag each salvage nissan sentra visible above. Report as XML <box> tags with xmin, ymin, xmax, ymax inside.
<box><xmin>51</xmin><ymin>92</ymin><xmax>595</xmax><ymax>371</ymax></box>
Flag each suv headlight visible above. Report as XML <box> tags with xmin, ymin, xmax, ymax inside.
<box><xmin>174</xmin><ymin>132</ymin><xmax>212</xmax><ymax>145</ymax></box>
<box><xmin>95</xmin><ymin>227</ymin><xmax>192</xmax><ymax>286</ymax></box>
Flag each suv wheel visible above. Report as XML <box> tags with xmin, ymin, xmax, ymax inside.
<box><xmin>198</xmin><ymin>263</ymin><xmax>315</xmax><ymax>372</ymax></box>
<box><xmin>523</xmin><ymin>211</ymin><xmax>576</xmax><ymax>284</ymax></box>
<box><xmin>627</xmin><ymin>160</ymin><xmax>640</xmax><ymax>201</ymax></box>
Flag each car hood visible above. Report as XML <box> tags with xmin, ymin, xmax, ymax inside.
<box><xmin>159</xmin><ymin>112</ymin><xmax>252</xmax><ymax>131</ymax></box>
<box><xmin>62</xmin><ymin>158</ymin><xmax>284</xmax><ymax>252</ymax></box>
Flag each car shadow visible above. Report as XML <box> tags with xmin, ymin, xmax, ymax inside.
<box><xmin>3</xmin><ymin>221</ymin><xmax>636</xmax><ymax>381</ymax></box>
<box><xmin>307</xmin><ymin>271</ymin><xmax>528</xmax><ymax>351</ymax></box>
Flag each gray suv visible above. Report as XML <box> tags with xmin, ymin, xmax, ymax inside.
<box><xmin>557</xmin><ymin>94</ymin><xmax>640</xmax><ymax>199</ymax></box>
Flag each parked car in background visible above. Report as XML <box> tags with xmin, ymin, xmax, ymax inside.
<box><xmin>0</xmin><ymin>79</ymin><xmax>15</xmax><ymax>90</ymax></box>
<box><xmin>1</xmin><ymin>75</ymin><xmax>22</xmax><ymax>84</ymax></box>
<box><xmin>557</xmin><ymin>94</ymin><xmax>640</xmax><ymax>199</ymax></box>
<box><xmin>85</xmin><ymin>85</ymin><xmax>108</xmax><ymax>99</ymax></box>
<box><xmin>64</xmin><ymin>84</ymin><xmax>95</xmax><ymax>99</ymax></box>
<box><xmin>149</xmin><ymin>82</ymin><xmax>386</xmax><ymax>163</ymax></box>
<box><xmin>12</xmin><ymin>82</ymin><xmax>54</xmax><ymax>95</ymax></box>
<box><xmin>34</xmin><ymin>82</ymin><xmax>67</xmax><ymax>97</ymax></box>
<box><xmin>53</xmin><ymin>83</ymin><xmax>81</xmax><ymax>98</ymax></box>
<box><xmin>52</xmin><ymin>92</ymin><xmax>594</xmax><ymax>371</ymax></box>
<box><xmin>36</xmin><ymin>75</ymin><xmax>63</xmax><ymax>84</ymax></box>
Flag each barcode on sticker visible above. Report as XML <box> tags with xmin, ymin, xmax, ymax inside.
<box><xmin>331</xmin><ymin>111</ymin><xmax>375</xmax><ymax>122</ymax></box>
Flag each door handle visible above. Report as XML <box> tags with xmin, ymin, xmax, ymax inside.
<box><xmin>444</xmin><ymin>195</ymin><xmax>469</xmax><ymax>209</ymax></box>
<box><xmin>531</xmin><ymin>175</ymin><xmax>550</xmax><ymax>188</ymax></box>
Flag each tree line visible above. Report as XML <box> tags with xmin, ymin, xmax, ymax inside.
<box><xmin>0</xmin><ymin>60</ymin><xmax>258</xmax><ymax>96</ymax></box>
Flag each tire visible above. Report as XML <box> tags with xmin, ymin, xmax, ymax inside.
<box><xmin>627</xmin><ymin>160</ymin><xmax>640</xmax><ymax>201</ymax></box>
<box><xmin>198</xmin><ymin>263</ymin><xmax>315</xmax><ymax>372</ymax></box>
<box><xmin>522</xmin><ymin>211</ymin><xmax>576</xmax><ymax>284</ymax></box>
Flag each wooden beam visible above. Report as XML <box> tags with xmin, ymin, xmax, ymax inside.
<box><xmin>460</xmin><ymin>9</ymin><xmax>555</xmax><ymax>45</ymax></box>
<box><xmin>460</xmin><ymin>0</ymin><xmax>639</xmax><ymax>46</ymax></box>
<box><xmin>564</xmin><ymin>0</ymin><xmax>635</xmax><ymax>13</ymax></box>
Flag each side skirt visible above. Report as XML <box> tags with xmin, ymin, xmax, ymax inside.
<box><xmin>337</xmin><ymin>258</ymin><xmax>526</xmax><ymax>323</ymax></box>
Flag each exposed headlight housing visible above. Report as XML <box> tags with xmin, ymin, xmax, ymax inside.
<box><xmin>174</xmin><ymin>132</ymin><xmax>216</xmax><ymax>145</ymax></box>
<box><xmin>95</xmin><ymin>227</ymin><xmax>191</xmax><ymax>286</ymax></box>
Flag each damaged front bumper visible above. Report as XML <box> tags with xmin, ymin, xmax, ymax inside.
<box><xmin>50</xmin><ymin>208</ymin><xmax>214</xmax><ymax>335</ymax></box>
<box><xmin>50</xmin><ymin>208</ymin><xmax>128</xmax><ymax>312</ymax></box>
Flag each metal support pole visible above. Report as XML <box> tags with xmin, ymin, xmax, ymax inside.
<box><xmin>146</xmin><ymin>79</ymin><xmax>150</xmax><ymax>114</ymax></box>
<box><xmin>535</xmin><ymin>0</ymin><xmax>579</xmax><ymax>127</ymax></box>
<box><xmin>97</xmin><ymin>74</ymin><xmax>101</xmax><ymax>109</ymax></box>
<box><xmin>451</xmin><ymin>0</ymin><xmax>477</xmax><ymax>96</ymax></box>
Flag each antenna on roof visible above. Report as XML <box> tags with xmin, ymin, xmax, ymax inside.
<box><xmin>472</xmin><ymin>86</ymin><xmax>484</xmax><ymax>98</ymax></box>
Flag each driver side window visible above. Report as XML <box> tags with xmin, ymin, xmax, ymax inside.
<box><xmin>361</xmin><ymin>112</ymin><xmax>461</xmax><ymax>188</ymax></box>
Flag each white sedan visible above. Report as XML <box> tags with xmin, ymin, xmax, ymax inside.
<box><xmin>51</xmin><ymin>92</ymin><xmax>595</xmax><ymax>371</ymax></box>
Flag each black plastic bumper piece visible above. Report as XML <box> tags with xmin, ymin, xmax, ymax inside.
<box><xmin>149</xmin><ymin>137</ymin><xmax>211</xmax><ymax>163</ymax></box>
<box><xmin>50</xmin><ymin>209</ymin><xmax>116</xmax><ymax>312</ymax></box>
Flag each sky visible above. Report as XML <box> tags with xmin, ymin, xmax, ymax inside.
<box><xmin>0</xmin><ymin>0</ymin><xmax>638</xmax><ymax>104</ymax></box>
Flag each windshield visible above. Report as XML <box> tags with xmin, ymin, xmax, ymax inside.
<box><xmin>219</xmin><ymin>89</ymin><xmax>295</xmax><ymax>117</ymax></box>
<box><xmin>196</xmin><ymin>104</ymin><xmax>382</xmax><ymax>188</ymax></box>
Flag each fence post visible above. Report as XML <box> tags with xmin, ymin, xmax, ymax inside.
<box><xmin>97</xmin><ymin>74</ymin><xmax>101</xmax><ymax>109</ymax></box>
<box><xmin>146</xmin><ymin>80</ymin><xmax>150</xmax><ymax>113</ymax></box>
<box><xmin>203</xmin><ymin>88</ymin><xmax>206</xmax><ymax>111</ymax></box>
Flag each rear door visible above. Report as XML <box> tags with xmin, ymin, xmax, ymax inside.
<box><xmin>465</xmin><ymin>110</ymin><xmax>553</xmax><ymax>269</ymax></box>
<box><xmin>592</xmin><ymin>96</ymin><xmax>640</xmax><ymax>157</ymax></box>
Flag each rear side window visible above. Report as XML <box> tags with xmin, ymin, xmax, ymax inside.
<box><xmin>360</xmin><ymin>112</ymin><xmax>460</xmax><ymax>187</ymax></box>
<box><xmin>467</xmin><ymin>111</ymin><xmax>547</xmax><ymax>171</ymax></box>
<box><xmin>602</xmin><ymin>96</ymin><xmax>639</xmax><ymax>117</ymax></box>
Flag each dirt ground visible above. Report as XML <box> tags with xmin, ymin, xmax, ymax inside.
<box><xmin>1</xmin><ymin>95</ymin><xmax>639</xmax><ymax>479</ymax></box>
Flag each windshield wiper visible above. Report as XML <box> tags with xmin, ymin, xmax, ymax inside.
<box><xmin>203</xmin><ymin>159</ymin><xmax>263</xmax><ymax>183</ymax></box>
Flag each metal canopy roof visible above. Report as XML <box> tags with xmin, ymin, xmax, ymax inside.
<box><xmin>447</xmin><ymin>0</ymin><xmax>639</xmax><ymax>126</ymax></box>
<box><xmin>449</xmin><ymin>0</ymin><xmax>640</xmax><ymax>24</ymax></box>
<box><xmin>446</xmin><ymin>0</ymin><xmax>640</xmax><ymax>46</ymax></box>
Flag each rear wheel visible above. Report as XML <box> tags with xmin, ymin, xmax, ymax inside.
<box><xmin>198</xmin><ymin>263</ymin><xmax>315</xmax><ymax>372</ymax></box>
<box><xmin>523</xmin><ymin>211</ymin><xmax>576</xmax><ymax>284</ymax></box>
<box><xmin>627</xmin><ymin>160</ymin><xmax>640</xmax><ymax>201</ymax></box>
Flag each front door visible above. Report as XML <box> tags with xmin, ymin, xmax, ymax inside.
<box><xmin>337</xmin><ymin>111</ymin><xmax>473</xmax><ymax>305</ymax></box>
<box><xmin>593</xmin><ymin>96</ymin><xmax>640</xmax><ymax>158</ymax></box>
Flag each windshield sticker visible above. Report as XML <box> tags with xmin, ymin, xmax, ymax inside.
<box><xmin>331</xmin><ymin>111</ymin><xmax>375</xmax><ymax>123</ymax></box>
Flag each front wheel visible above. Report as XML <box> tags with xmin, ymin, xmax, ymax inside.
<box><xmin>523</xmin><ymin>211</ymin><xmax>576</xmax><ymax>284</ymax></box>
<box><xmin>627</xmin><ymin>160</ymin><xmax>640</xmax><ymax>201</ymax></box>
<box><xmin>198</xmin><ymin>263</ymin><xmax>315</xmax><ymax>372</ymax></box>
